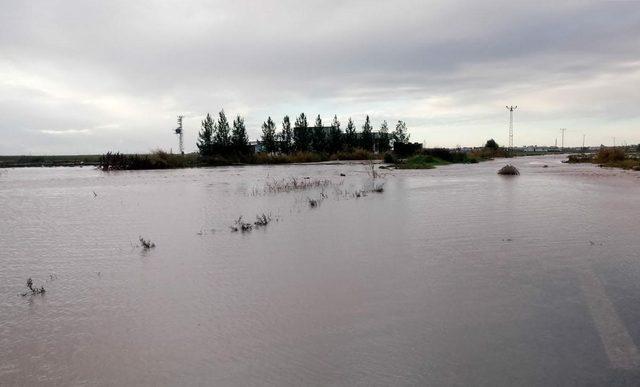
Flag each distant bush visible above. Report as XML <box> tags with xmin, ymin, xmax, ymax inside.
<box><xmin>567</xmin><ymin>154</ymin><xmax>593</xmax><ymax>163</ymax></box>
<box><xmin>595</xmin><ymin>147</ymin><xmax>626</xmax><ymax>163</ymax></box>
<box><xmin>330</xmin><ymin>148</ymin><xmax>376</xmax><ymax>161</ymax></box>
<box><xmin>99</xmin><ymin>150</ymin><xmax>195</xmax><ymax>170</ymax></box>
<box><xmin>468</xmin><ymin>147</ymin><xmax>510</xmax><ymax>160</ymax></box>
<box><xmin>422</xmin><ymin>148</ymin><xmax>476</xmax><ymax>163</ymax></box>
<box><xmin>383</xmin><ymin>152</ymin><xmax>397</xmax><ymax>164</ymax></box>
<box><xmin>396</xmin><ymin>154</ymin><xmax>446</xmax><ymax>169</ymax></box>
<box><xmin>393</xmin><ymin>142</ymin><xmax>423</xmax><ymax>157</ymax></box>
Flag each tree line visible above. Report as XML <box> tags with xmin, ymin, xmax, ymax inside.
<box><xmin>197</xmin><ymin>111</ymin><xmax>410</xmax><ymax>156</ymax></box>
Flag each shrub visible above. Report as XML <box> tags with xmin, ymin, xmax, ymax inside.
<box><xmin>595</xmin><ymin>147</ymin><xmax>626</xmax><ymax>163</ymax></box>
<box><xmin>383</xmin><ymin>152</ymin><xmax>397</xmax><ymax>164</ymax></box>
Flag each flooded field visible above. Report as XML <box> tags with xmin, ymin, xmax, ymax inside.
<box><xmin>2</xmin><ymin>155</ymin><xmax>640</xmax><ymax>385</ymax></box>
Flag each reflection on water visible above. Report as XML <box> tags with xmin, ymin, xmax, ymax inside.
<box><xmin>2</xmin><ymin>156</ymin><xmax>640</xmax><ymax>385</ymax></box>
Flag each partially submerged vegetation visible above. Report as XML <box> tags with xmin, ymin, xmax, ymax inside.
<box><xmin>567</xmin><ymin>146</ymin><xmax>640</xmax><ymax>171</ymax></box>
<box><xmin>20</xmin><ymin>278</ymin><xmax>45</xmax><ymax>297</ymax></box>
<box><xmin>230</xmin><ymin>213</ymin><xmax>273</xmax><ymax>232</ymax></box>
<box><xmin>99</xmin><ymin>150</ymin><xmax>198</xmax><ymax>170</ymax></box>
<box><xmin>139</xmin><ymin>236</ymin><xmax>156</xmax><ymax>249</ymax></box>
<box><xmin>498</xmin><ymin>164</ymin><xmax>520</xmax><ymax>175</ymax></box>
<box><xmin>394</xmin><ymin>148</ymin><xmax>479</xmax><ymax>170</ymax></box>
<box><xmin>258</xmin><ymin>177</ymin><xmax>337</xmax><ymax>195</ymax></box>
<box><xmin>395</xmin><ymin>154</ymin><xmax>447</xmax><ymax>169</ymax></box>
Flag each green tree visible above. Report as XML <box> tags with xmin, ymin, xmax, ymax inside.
<box><xmin>360</xmin><ymin>115</ymin><xmax>374</xmax><ymax>151</ymax></box>
<box><xmin>393</xmin><ymin>120</ymin><xmax>409</xmax><ymax>144</ymax></box>
<box><xmin>378</xmin><ymin>120</ymin><xmax>391</xmax><ymax>153</ymax></box>
<box><xmin>485</xmin><ymin>139</ymin><xmax>499</xmax><ymax>150</ymax></box>
<box><xmin>215</xmin><ymin>110</ymin><xmax>231</xmax><ymax>147</ymax></box>
<box><xmin>231</xmin><ymin>115</ymin><xmax>249</xmax><ymax>151</ymax></box>
<box><xmin>328</xmin><ymin>115</ymin><xmax>342</xmax><ymax>154</ymax></box>
<box><xmin>294</xmin><ymin>113</ymin><xmax>310</xmax><ymax>152</ymax></box>
<box><xmin>279</xmin><ymin>116</ymin><xmax>293</xmax><ymax>154</ymax></box>
<box><xmin>261</xmin><ymin>116</ymin><xmax>278</xmax><ymax>153</ymax></box>
<box><xmin>312</xmin><ymin>114</ymin><xmax>326</xmax><ymax>152</ymax></box>
<box><xmin>197</xmin><ymin>113</ymin><xmax>215</xmax><ymax>156</ymax></box>
<box><xmin>344</xmin><ymin>118</ymin><xmax>357</xmax><ymax>150</ymax></box>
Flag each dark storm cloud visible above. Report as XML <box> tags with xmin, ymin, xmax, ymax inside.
<box><xmin>1</xmin><ymin>1</ymin><xmax>640</xmax><ymax>153</ymax></box>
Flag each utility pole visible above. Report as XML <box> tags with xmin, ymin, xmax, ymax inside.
<box><xmin>560</xmin><ymin>128</ymin><xmax>567</xmax><ymax>151</ymax></box>
<box><xmin>506</xmin><ymin>106</ymin><xmax>517</xmax><ymax>150</ymax></box>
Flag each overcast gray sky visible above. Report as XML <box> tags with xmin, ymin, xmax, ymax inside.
<box><xmin>1</xmin><ymin>0</ymin><xmax>639</xmax><ymax>154</ymax></box>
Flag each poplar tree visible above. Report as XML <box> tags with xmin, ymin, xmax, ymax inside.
<box><xmin>261</xmin><ymin>116</ymin><xmax>277</xmax><ymax>153</ymax></box>
<box><xmin>197</xmin><ymin>113</ymin><xmax>214</xmax><ymax>156</ymax></box>
<box><xmin>294</xmin><ymin>113</ymin><xmax>310</xmax><ymax>151</ymax></box>
<box><xmin>328</xmin><ymin>115</ymin><xmax>342</xmax><ymax>154</ymax></box>
<box><xmin>393</xmin><ymin>120</ymin><xmax>409</xmax><ymax>144</ymax></box>
<box><xmin>280</xmin><ymin>116</ymin><xmax>293</xmax><ymax>154</ymax></box>
<box><xmin>344</xmin><ymin>118</ymin><xmax>357</xmax><ymax>150</ymax></box>
<box><xmin>312</xmin><ymin>114</ymin><xmax>326</xmax><ymax>152</ymax></box>
<box><xmin>360</xmin><ymin>115</ymin><xmax>374</xmax><ymax>151</ymax></box>
<box><xmin>378</xmin><ymin>120</ymin><xmax>390</xmax><ymax>153</ymax></box>
<box><xmin>215</xmin><ymin>110</ymin><xmax>231</xmax><ymax>147</ymax></box>
<box><xmin>231</xmin><ymin>115</ymin><xmax>249</xmax><ymax>151</ymax></box>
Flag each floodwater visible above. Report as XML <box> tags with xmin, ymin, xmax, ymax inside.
<box><xmin>2</xmin><ymin>155</ymin><xmax>640</xmax><ymax>386</ymax></box>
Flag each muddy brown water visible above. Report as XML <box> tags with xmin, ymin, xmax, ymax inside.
<box><xmin>2</xmin><ymin>156</ymin><xmax>640</xmax><ymax>385</ymax></box>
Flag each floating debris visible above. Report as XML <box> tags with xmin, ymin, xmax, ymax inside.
<box><xmin>372</xmin><ymin>184</ymin><xmax>384</xmax><ymax>193</ymax></box>
<box><xmin>139</xmin><ymin>236</ymin><xmax>156</xmax><ymax>249</ymax></box>
<box><xmin>498</xmin><ymin>164</ymin><xmax>520</xmax><ymax>175</ymax></box>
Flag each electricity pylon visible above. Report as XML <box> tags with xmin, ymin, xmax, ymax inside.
<box><xmin>506</xmin><ymin>106</ymin><xmax>517</xmax><ymax>150</ymax></box>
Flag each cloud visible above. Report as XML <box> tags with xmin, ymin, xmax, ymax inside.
<box><xmin>40</xmin><ymin>129</ymin><xmax>91</xmax><ymax>135</ymax></box>
<box><xmin>1</xmin><ymin>0</ymin><xmax>640</xmax><ymax>153</ymax></box>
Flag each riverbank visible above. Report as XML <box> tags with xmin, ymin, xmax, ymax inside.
<box><xmin>1</xmin><ymin>148</ymin><xmax>552</xmax><ymax>170</ymax></box>
<box><xmin>0</xmin><ymin>155</ymin><xmax>102</xmax><ymax>168</ymax></box>
<box><xmin>0</xmin><ymin>150</ymin><xmax>379</xmax><ymax>169</ymax></box>
<box><xmin>566</xmin><ymin>148</ymin><xmax>640</xmax><ymax>171</ymax></box>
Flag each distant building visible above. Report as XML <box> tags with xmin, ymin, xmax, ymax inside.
<box><xmin>248</xmin><ymin>140</ymin><xmax>265</xmax><ymax>153</ymax></box>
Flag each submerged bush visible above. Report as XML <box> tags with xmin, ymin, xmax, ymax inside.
<box><xmin>21</xmin><ymin>277</ymin><xmax>45</xmax><ymax>297</ymax></box>
<box><xmin>595</xmin><ymin>147</ymin><xmax>626</xmax><ymax>163</ymax></box>
<box><xmin>230</xmin><ymin>216</ymin><xmax>253</xmax><ymax>232</ymax></box>
<box><xmin>254</xmin><ymin>213</ymin><xmax>272</xmax><ymax>227</ymax></box>
<box><xmin>498</xmin><ymin>164</ymin><xmax>520</xmax><ymax>175</ymax></box>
